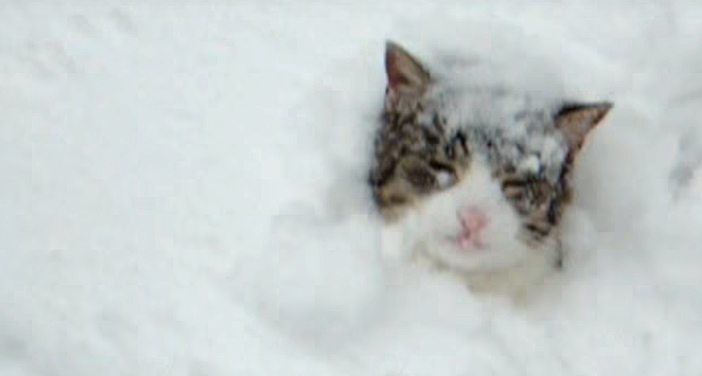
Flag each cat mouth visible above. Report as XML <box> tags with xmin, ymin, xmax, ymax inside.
<box><xmin>443</xmin><ymin>233</ymin><xmax>487</xmax><ymax>252</ymax></box>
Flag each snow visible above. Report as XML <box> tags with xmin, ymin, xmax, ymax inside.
<box><xmin>1</xmin><ymin>1</ymin><xmax>702</xmax><ymax>375</ymax></box>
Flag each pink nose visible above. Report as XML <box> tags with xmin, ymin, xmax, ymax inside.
<box><xmin>456</xmin><ymin>206</ymin><xmax>488</xmax><ymax>249</ymax></box>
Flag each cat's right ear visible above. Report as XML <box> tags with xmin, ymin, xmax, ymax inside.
<box><xmin>385</xmin><ymin>41</ymin><xmax>431</xmax><ymax>94</ymax></box>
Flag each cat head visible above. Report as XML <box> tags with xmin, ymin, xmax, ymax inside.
<box><xmin>369</xmin><ymin>41</ymin><xmax>612</xmax><ymax>270</ymax></box>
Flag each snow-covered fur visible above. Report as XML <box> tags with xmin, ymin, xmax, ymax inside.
<box><xmin>370</xmin><ymin>41</ymin><xmax>612</xmax><ymax>294</ymax></box>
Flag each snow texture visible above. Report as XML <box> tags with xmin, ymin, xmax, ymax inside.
<box><xmin>2</xmin><ymin>1</ymin><xmax>702</xmax><ymax>375</ymax></box>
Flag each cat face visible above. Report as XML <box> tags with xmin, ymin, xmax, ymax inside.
<box><xmin>369</xmin><ymin>41</ymin><xmax>612</xmax><ymax>271</ymax></box>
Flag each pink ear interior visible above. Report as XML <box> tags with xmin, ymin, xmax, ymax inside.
<box><xmin>385</xmin><ymin>50</ymin><xmax>404</xmax><ymax>90</ymax></box>
<box><xmin>556</xmin><ymin>102</ymin><xmax>613</xmax><ymax>150</ymax></box>
<box><xmin>384</xmin><ymin>41</ymin><xmax>431</xmax><ymax>93</ymax></box>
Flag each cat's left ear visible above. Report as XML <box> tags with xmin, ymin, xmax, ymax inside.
<box><xmin>555</xmin><ymin>102</ymin><xmax>613</xmax><ymax>150</ymax></box>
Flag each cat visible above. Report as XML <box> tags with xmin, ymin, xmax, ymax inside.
<box><xmin>369</xmin><ymin>41</ymin><xmax>612</xmax><ymax>294</ymax></box>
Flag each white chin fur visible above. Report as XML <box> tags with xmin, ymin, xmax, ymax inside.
<box><xmin>393</xmin><ymin>157</ymin><xmax>557</xmax><ymax>293</ymax></box>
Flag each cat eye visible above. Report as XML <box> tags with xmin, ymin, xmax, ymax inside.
<box><xmin>524</xmin><ymin>222</ymin><xmax>551</xmax><ymax>238</ymax></box>
<box><xmin>502</xmin><ymin>176</ymin><xmax>552</xmax><ymax>205</ymax></box>
<box><xmin>428</xmin><ymin>160</ymin><xmax>458</xmax><ymax>189</ymax></box>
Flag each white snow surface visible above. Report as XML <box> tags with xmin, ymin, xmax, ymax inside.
<box><xmin>2</xmin><ymin>2</ymin><xmax>702</xmax><ymax>375</ymax></box>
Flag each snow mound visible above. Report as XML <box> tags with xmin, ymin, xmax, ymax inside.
<box><xmin>2</xmin><ymin>2</ymin><xmax>702</xmax><ymax>376</ymax></box>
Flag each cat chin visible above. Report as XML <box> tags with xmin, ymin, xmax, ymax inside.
<box><xmin>416</xmin><ymin>236</ymin><xmax>535</xmax><ymax>272</ymax></box>
<box><xmin>412</xmin><ymin>238</ymin><xmax>559</xmax><ymax>295</ymax></box>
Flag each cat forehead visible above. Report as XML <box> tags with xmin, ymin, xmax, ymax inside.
<box><xmin>430</xmin><ymin>83</ymin><xmax>557</xmax><ymax>126</ymax></box>
<box><xmin>468</xmin><ymin>125</ymin><xmax>567</xmax><ymax>181</ymax></box>
<box><xmin>422</xmin><ymin>86</ymin><xmax>570</xmax><ymax>180</ymax></box>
